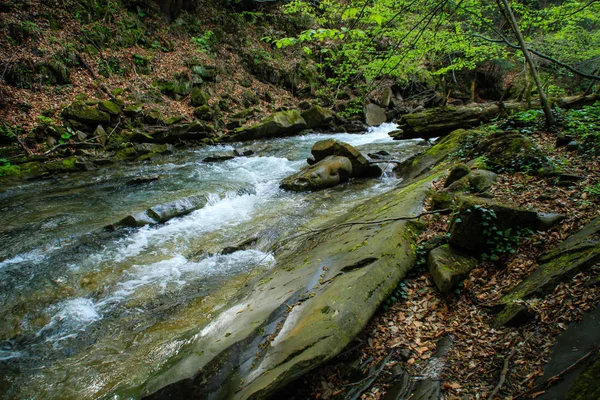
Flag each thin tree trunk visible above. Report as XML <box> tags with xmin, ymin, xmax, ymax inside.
<box><xmin>498</xmin><ymin>0</ymin><xmax>555</xmax><ymax>128</ymax></box>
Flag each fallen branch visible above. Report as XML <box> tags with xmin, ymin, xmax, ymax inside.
<box><xmin>43</xmin><ymin>136</ymin><xmax>102</xmax><ymax>156</ymax></box>
<box><xmin>489</xmin><ymin>332</ymin><xmax>535</xmax><ymax>399</ymax></box>
<box><xmin>345</xmin><ymin>350</ymin><xmax>394</xmax><ymax>400</ymax></box>
<box><xmin>514</xmin><ymin>344</ymin><xmax>600</xmax><ymax>399</ymax></box>
<box><xmin>299</xmin><ymin>208</ymin><xmax>452</xmax><ymax>238</ymax></box>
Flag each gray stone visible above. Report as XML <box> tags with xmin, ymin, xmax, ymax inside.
<box><xmin>203</xmin><ymin>152</ymin><xmax>235</xmax><ymax>162</ymax></box>
<box><xmin>444</xmin><ymin>163</ymin><xmax>470</xmax><ymax>187</ymax></box>
<box><xmin>380</xmin><ymin>87</ymin><xmax>393</xmax><ymax>108</ymax></box>
<box><xmin>364</xmin><ymin>103</ymin><xmax>387</xmax><ymax>126</ymax></box>
<box><xmin>537</xmin><ymin>212</ymin><xmax>566</xmax><ymax>231</ymax></box>
<box><xmin>428</xmin><ymin>244</ymin><xmax>478</xmax><ymax>293</ymax></box>
<box><xmin>281</xmin><ymin>155</ymin><xmax>353</xmax><ymax>191</ymax></box>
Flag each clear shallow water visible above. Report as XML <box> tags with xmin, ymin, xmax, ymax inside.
<box><xmin>0</xmin><ymin>124</ymin><xmax>423</xmax><ymax>399</ymax></box>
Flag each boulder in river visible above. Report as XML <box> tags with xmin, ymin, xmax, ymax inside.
<box><xmin>364</xmin><ymin>103</ymin><xmax>387</xmax><ymax>126</ymax></box>
<box><xmin>281</xmin><ymin>155</ymin><xmax>353</xmax><ymax>191</ymax></box>
<box><xmin>311</xmin><ymin>139</ymin><xmax>382</xmax><ymax>178</ymax></box>
<box><xmin>300</xmin><ymin>105</ymin><xmax>334</xmax><ymax>129</ymax></box>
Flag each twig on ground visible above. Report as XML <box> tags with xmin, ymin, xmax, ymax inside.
<box><xmin>489</xmin><ymin>332</ymin><xmax>535</xmax><ymax>399</ymax></box>
<box><xmin>514</xmin><ymin>344</ymin><xmax>600</xmax><ymax>399</ymax></box>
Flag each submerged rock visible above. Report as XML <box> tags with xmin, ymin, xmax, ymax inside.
<box><xmin>281</xmin><ymin>155</ymin><xmax>353</xmax><ymax>191</ymax></box>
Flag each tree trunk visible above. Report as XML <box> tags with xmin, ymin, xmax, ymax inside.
<box><xmin>498</xmin><ymin>0</ymin><xmax>555</xmax><ymax>128</ymax></box>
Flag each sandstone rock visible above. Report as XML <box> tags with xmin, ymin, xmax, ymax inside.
<box><xmin>281</xmin><ymin>155</ymin><xmax>353</xmax><ymax>191</ymax></box>
<box><xmin>364</xmin><ymin>103</ymin><xmax>387</xmax><ymax>126</ymax></box>
<box><xmin>61</xmin><ymin>101</ymin><xmax>110</xmax><ymax>127</ymax></box>
<box><xmin>428</xmin><ymin>244</ymin><xmax>478</xmax><ymax>293</ymax></box>
<box><xmin>301</xmin><ymin>105</ymin><xmax>334</xmax><ymax>129</ymax></box>
<box><xmin>228</xmin><ymin>110</ymin><xmax>307</xmax><ymax>141</ymax></box>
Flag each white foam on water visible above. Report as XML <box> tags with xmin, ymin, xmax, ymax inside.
<box><xmin>98</xmin><ymin>250</ymin><xmax>274</xmax><ymax>311</ymax></box>
<box><xmin>38</xmin><ymin>298</ymin><xmax>101</xmax><ymax>343</ymax></box>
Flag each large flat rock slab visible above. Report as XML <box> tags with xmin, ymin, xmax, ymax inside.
<box><xmin>140</xmin><ymin>176</ymin><xmax>437</xmax><ymax>399</ymax></box>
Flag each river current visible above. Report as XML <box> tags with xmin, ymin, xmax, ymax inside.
<box><xmin>0</xmin><ymin>124</ymin><xmax>423</xmax><ymax>398</ymax></box>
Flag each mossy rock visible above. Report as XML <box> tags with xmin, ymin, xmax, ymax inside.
<box><xmin>473</xmin><ymin>132</ymin><xmax>551</xmax><ymax>174</ymax></box>
<box><xmin>428</xmin><ymin>244</ymin><xmax>478</xmax><ymax>293</ymax></box>
<box><xmin>37</xmin><ymin>60</ymin><xmax>70</xmax><ymax>85</ymax></box>
<box><xmin>190</xmin><ymin>64</ymin><xmax>217</xmax><ymax>82</ymax></box>
<box><xmin>44</xmin><ymin>157</ymin><xmax>82</xmax><ymax>174</ymax></box>
<box><xmin>394</xmin><ymin>129</ymin><xmax>473</xmax><ymax>182</ymax></box>
<box><xmin>566</xmin><ymin>355</ymin><xmax>600</xmax><ymax>399</ymax></box>
<box><xmin>448</xmin><ymin>195</ymin><xmax>539</xmax><ymax>255</ymax></box>
<box><xmin>193</xmin><ymin>105</ymin><xmax>214</xmax><ymax>121</ymax></box>
<box><xmin>61</xmin><ymin>101</ymin><xmax>110</xmax><ymax>127</ymax></box>
<box><xmin>124</xmin><ymin>103</ymin><xmax>143</xmax><ymax>117</ymax></box>
<box><xmin>191</xmin><ymin>87</ymin><xmax>210</xmax><ymax>107</ymax></box>
<box><xmin>364</xmin><ymin>103</ymin><xmax>387</xmax><ymax>126</ymax></box>
<box><xmin>228</xmin><ymin>110</ymin><xmax>307</xmax><ymax>141</ymax></box>
<box><xmin>444</xmin><ymin>163</ymin><xmax>470</xmax><ymax>187</ymax></box>
<box><xmin>231</xmin><ymin>108</ymin><xmax>254</xmax><ymax>119</ymax></box>
<box><xmin>143</xmin><ymin>108</ymin><xmax>164</xmax><ymax>124</ymax></box>
<box><xmin>98</xmin><ymin>100</ymin><xmax>122</xmax><ymax>116</ymax></box>
<box><xmin>301</xmin><ymin>105</ymin><xmax>334</xmax><ymax>129</ymax></box>
<box><xmin>156</xmin><ymin>79</ymin><xmax>191</xmax><ymax>100</ymax></box>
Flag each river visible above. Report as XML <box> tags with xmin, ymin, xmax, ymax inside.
<box><xmin>0</xmin><ymin>123</ymin><xmax>423</xmax><ymax>399</ymax></box>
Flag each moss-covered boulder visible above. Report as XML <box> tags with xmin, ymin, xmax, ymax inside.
<box><xmin>444</xmin><ymin>163</ymin><xmax>471</xmax><ymax>187</ymax></box>
<box><xmin>428</xmin><ymin>244</ymin><xmax>479</xmax><ymax>293</ymax></box>
<box><xmin>152</xmin><ymin>122</ymin><xmax>215</xmax><ymax>144</ymax></box>
<box><xmin>301</xmin><ymin>105</ymin><xmax>334</xmax><ymax>129</ymax></box>
<box><xmin>98</xmin><ymin>100</ymin><xmax>122</xmax><ymax>117</ymax></box>
<box><xmin>448</xmin><ymin>195</ymin><xmax>539</xmax><ymax>255</ymax></box>
<box><xmin>61</xmin><ymin>101</ymin><xmax>110</xmax><ymax>127</ymax></box>
<box><xmin>190</xmin><ymin>87</ymin><xmax>210</xmax><ymax>107</ymax></box>
<box><xmin>228</xmin><ymin>110</ymin><xmax>307</xmax><ymax>141</ymax></box>
<box><xmin>281</xmin><ymin>155</ymin><xmax>353</xmax><ymax>191</ymax></box>
<box><xmin>444</xmin><ymin>169</ymin><xmax>498</xmax><ymax>194</ymax></box>
<box><xmin>310</xmin><ymin>139</ymin><xmax>381</xmax><ymax>178</ymax></box>
<box><xmin>37</xmin><ymin>60</ymin><xmax>70</xmax><ymax>85</ymax></box>
<box><xmin>123</xmin><ymin>103</ymin><xmax>143</xmax><ymax>117</ymax></box>
<box><xmin>193</xmin><ymin>105</ymin><xmax>214</xmax><ymax>121</ymax></box>
<box><xmin>156</xmin><ymin>78</ymin><xmax>192</xmax><ymax>100</ymax></box>
<box><xmin>473</xmin><ymin>132</ymin><xmax>551</xmax><ymax>174</ymax></box>
<box><xmin>143</xmin><ymin>108</ymin><xmax>164</xmax><ymax>124</ymax></box>
<box><xmin>394</xmin><ymin>129</ymin><xmax>473</xmax><ymax>183</ymax></box>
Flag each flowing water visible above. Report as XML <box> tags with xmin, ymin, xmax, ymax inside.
<box><xmin>0</xmin><ymin>124</ymin><xmax>424</xmax><ymax>399</ymax></box>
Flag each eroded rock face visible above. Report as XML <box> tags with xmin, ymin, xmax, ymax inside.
<box><xmin>280</xmin><ymin>155</ymin><xmax>353</xmax><ymax>191</ymax></box>
<box><xmin>140</xmin><ymin>175</ymin><xmax>434</xmax><ymax>400</ymax></box>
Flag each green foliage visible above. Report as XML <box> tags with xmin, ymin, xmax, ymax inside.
<box><xmin>191</xmin><ymin>31</ymin><xmax>217</xmax><ymax>52</ymax></box>
<box><xmin>37</xmin><ymin>115</ymin><xmax>54</xmax><ymax>126</ymax></box>
<box><xmin>464</xmin><ymin>205</ymin><xmax>527</xmax><ymax>261</ymax></box>
<box><xmin>382</xmin><ymin>281</ymin><xmax>409</xmax><ymax>311</ymax></box>
<box><xmin>267</xmin><ymin>0</ymin><xmax>600</xmax><ymax>99</ymax></box>
<box><xmin>557</xmin><ymin>102</ymin><xmax>600</xmax><ymax>154</ymax></box>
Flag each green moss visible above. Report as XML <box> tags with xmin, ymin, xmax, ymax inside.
<box><xmin>62</xmin><ymin>158</ymin><xmax>76</xmax><ymax>169</ymax></box>
<box><xmin>0</xmin><ymin>164</ymin><xmax>21</xmax><ymax>177</ymax></box>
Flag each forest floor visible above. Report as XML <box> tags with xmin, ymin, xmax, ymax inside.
<box><xmin>292</xmin><ymin>129</ymin><xmax>600</xmax><ymax>399</ymax></box>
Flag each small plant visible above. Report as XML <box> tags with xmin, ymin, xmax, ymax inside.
<box><xmin>191</xmin><ymin>31</ymin><xmax>216</xmax><ymax>52</ymax></box>
<box><xmin>37</xmin><ymin>115</ymin><xmax>54</xmax><ymax>126</ymax></box>
<box><xmin>464</xmin><ymin>205</ymin><xmax>526</xmax><ymax>261</ymax></box>
<box><xmin>382</xmin><ymin>281</ymin><xmax>409</xmax><ymax>311</ymax></box>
